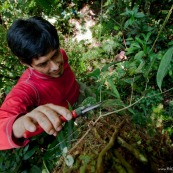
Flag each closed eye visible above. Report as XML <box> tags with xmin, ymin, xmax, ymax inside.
<box><xmin>37</xmin><ymin>61</ymin><xmax>48</xmax><ymax>67</ymax></box>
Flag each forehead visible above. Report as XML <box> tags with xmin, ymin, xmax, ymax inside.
<box><xmin>32</xmin><ymin>49</ymin><xmax>61</xmax><ymax>65</ymax></box>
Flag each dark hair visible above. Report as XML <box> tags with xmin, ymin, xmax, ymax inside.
<box><xmin>7</xmin><ymin>16</ymin><xmax>59</xmax><ymax>65</ymax></box>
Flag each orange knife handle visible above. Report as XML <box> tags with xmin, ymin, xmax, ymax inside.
<box><xmin>71</xmin><ymin>110</ymin><xmax>78</xmax><ymax>119</ymax></box>
<box><xmin>23</xmin><ymin>125</ymin><xmax>44</xmax><ymax>138</ymax></box>
<box><xmin>23</xmin><ymin>110</ymin><xmax>78</xmax><ymax>138</ymax></box>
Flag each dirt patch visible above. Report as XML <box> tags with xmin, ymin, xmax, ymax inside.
<box><xmin>69</xmin><ymin>3</ymin><xmax>99</xmax><ymax>46</ymax></box>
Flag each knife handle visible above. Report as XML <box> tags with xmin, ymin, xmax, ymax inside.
<box><xmin>23</xmin><ymin>110</ymin><xmax>78</xmax><ymax>138</ymax></box>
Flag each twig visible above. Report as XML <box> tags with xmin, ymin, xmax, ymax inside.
<box><xmin>130</xmin><ymin>76</ymin><xmax>135</xmax><ymax>105</ymax></box>
<box><xmin>101</xmin><ymin>96</ymin><xmax>144</xmax><ymax>117</ymax></box>
<box><xmin>122</xmin><ymin>32</ymin><xmax>127</xmax><ymax>49</ymax></box>
<box><xmin>69</xmin><ymin>125</ymin><xmax>92</xmax><ymax>154</ymax></box>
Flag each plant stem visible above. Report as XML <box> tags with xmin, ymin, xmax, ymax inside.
<box><xmin>150</xmin><ymin>4</ymin><xmax>173</xmax><ymax>53</ymax></box>
<box><xmin>101</xmin><ymin>96</ymin><xmax>144</xmax><ymax>117</ymax></box>
<box><xmin>43</xmin><ymin>159</ymin><xmax>50</xmax><ymax>173</ymax></box>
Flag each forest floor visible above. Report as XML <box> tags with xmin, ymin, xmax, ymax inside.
<box><xmin>54</xmin><ymin>113</ymin><xmax>173</xmax><ymax>173</ymax></box>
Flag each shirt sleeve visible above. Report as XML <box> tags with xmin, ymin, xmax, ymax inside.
<box><xmin>0</xmin><ymin>81</ymin><xmax>38</xmax><ymax>150</ymax></box>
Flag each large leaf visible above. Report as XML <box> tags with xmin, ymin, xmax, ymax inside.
<box><xmin>134</xmin><ymin>51</ymin><xmax>145</xmax><ymax>60</ymax></box>
<box><xmin>156</xmin><ymin>47</ymin><xmax>173</xmax><ymax>91</ymax></box>
<box><xmin>23</xmin><ymin>146</ymin><xmax>38</xmax><ymax>160</ymax></box>
<box><xmin>107</xmin><ymin>78</ymin><xmax>120</xmax><ymax>99</ymax></box>
<box><xmin>30</xmin><ymin>165</ymin><xmax>41</xmax><ymax>173</ymax></box>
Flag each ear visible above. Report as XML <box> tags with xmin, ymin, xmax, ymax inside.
<box><xmin>20</xmin><ymin>62</ymin><xmax>33</xmax><ymax>68</ymax></box>
<box><xmin>20</xmin><ymin>61</ymin><xmax>33</xmax><ymax>68</ymax></box>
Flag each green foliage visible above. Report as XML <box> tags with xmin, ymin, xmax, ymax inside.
<box><xmin>0</xmin><ymin>0</ymin><xmax>173</xmax><ymax>172</ymax></box>
<box><xmin>0</xmin><ymin>24</ymin><xmax>25</xmax><ymax>98</ymax></box>
<box><xmin>121</xmin><ymin>6</ymin><xmax>145</xmax><ymax>29</ymax></box>
<box><xmin>63</xmin><ymin>39</ymin><xmax>87</xmax><ymax>78</ymax></box>
<box><xmin>157</xmin><ymin>47</ymin><xmax>173</xmax><ymax>91</ymax></box>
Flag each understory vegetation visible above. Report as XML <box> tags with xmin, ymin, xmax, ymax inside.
<box><xmin>0</xmin><ymin>0</ymin><xmax>173</xmax><ymax>172</ymax></box>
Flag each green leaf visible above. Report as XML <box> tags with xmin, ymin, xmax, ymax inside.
<box><xmin>132</xmin><ymin>42</ymin><xmax>141</xmax><ymax>49</ymax></box>
<box><xmin>30</xmin><ymin>165</ymin><xmax>41</xmax><ymax>173</ymax></box>
<box><xmin>114</xmin><ymin>25</ymin><xmax>120</xmax><ymax>31</ymax></box>
<box><xmin>135</xmin><ymin>60</ymin><xmax>145</xmax><ymax>73</ymax></box>
<box><xmin>124</xmin><ymin>20</ymin><xmax>131</xmax><ymax>29</ymax></box>
<box><xmin>135</xmin><ymin>37</ymin><xmax>144</xmax><ymax>47</ymax></box>
<box><xmin>143</xmin><ymin>53</ymin><xmax>157</xmax><ymax>78</ymax></box>
<box><xmin>63</xmin><ymin>147</ymin><xmax>68</xmax><ymax>155</ymax></box>
<box><xmin>81</xmin><ymin>97</ymin><xmax>97</xmax><ymax>106</ymax></box>
<box><xmin>142</xmin><ymin>32</ymin><xmax>151</xmax><ymax>42</ymax></box>
<box><xmin>123</xmin><ymin>76</ymin><xmax>140</xmax><ymax>84</ymax></box>
<box><xmin>42</xmin><ymin>169</ymin><xmax>48</xmax><ymax>173</ymax></box>
<box><xmin>134</xmin><ymin>51</ymin><xmax>145</xmax><ymax>60</ymax></box>
<box><xmin>101</xmin><ymin>62</ymin><xmax>115</xmax><ymax>72</ymax></box>
<box><xmin>57</xmin><ymin>131</ymin><xmax>67</xmax><ymax>150</ymax></box>
<box><xmin>107</xmin><ymin>78</ymin><xmax>120</xmax><ymax>99</ymax></box>
<box><xmin>23</xmin><ymin>146</ymin><xmax>38</xmax><ymax>160</ymax></box>
<box><xmin>135</xmin><ymin>12</ymin><xmax>145</xmax><ymax>18</ymax></box>
<box><xmin>65</xmin><ymin>155</ymin><xmax>74</xmax><ymax>167</ymax></box>
<box><xmin>168</xmin><ymin>41</ymin><xmax>173</xmax><ymax>46</ymax></box>
<box><xmin>157</xmin><ymin>47</ymin><xmax>173</xmax><ymax>91</ymax></box>
<box><xmin>23</xmin><ymin>144</ymin><xmax>29</xmax><ymax>154</ymax></box>
<box><xmin>88</xmin><ymin>68</ymin><xmax>100</xmax><ymax>79</ymax></box>
<box><xmin>66</xmin><ymin>120</ymin><xmax>75</xmax><ymax>147</ymax></box>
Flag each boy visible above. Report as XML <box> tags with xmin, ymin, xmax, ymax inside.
<box><xmin>0</xmin><ymin>16</ymin><xmax>80</xmax><ymax>150</ymax></box>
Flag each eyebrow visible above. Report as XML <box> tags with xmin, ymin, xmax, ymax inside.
<box><xmin>35</xmin><ymin>49</ymin><xmax>60</xmax><ymax>67</ymax></box>
<box><xmin>51</xmin><ymin>50</ymin><xmax>59</xmax><ymax>59</ymax></box>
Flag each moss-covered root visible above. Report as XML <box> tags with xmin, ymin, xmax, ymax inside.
<box><xmin>96</xmin><ymin>120</ymin><xmax>125</xmax><ymax>173</ymax></box>
<box><xmin>113</xmin><ymin>157</ymin><xmax>127</xmax><ymax>173</ymax></box>
<box><xmin>114</xmin><ymin>150</ymin><xmax>135</xmax><ymax>173</ymax></box>
<box><xmin>117</xmin><ymin>136</ymin><xmax>148</xmax><ymax>164</ymax></box>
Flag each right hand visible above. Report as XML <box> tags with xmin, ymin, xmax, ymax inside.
<box><xmin>12</xmin><ymin>103</ymin><xmax>72</xmax><ymax>138</ymax></box>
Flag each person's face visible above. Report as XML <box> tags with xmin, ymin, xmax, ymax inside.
<box><xmin>31</xmin><ymin>49</ymin><xmax>64</xmax><ymax>78</ymax></box>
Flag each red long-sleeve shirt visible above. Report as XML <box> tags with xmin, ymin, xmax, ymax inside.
<box><xmin>0</xmin><ymin>49</ymin><xmax>79</xmax><ymax>150</ymax></box>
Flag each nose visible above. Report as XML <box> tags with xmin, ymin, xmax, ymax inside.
<box><xmin>50</xmin><ymin>60</ymin><xmax>59</xmax><ymax>71</ymax></box>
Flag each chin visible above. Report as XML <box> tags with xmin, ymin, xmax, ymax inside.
<box><xmin>51</xmin><ymin>72</ymin><xmax>63</xmax><ymax>78</ymax></box>
<box><xmin>50</xmin><ymin>74</ymin><xmax>60</xmax><ymax>78</ymax></box>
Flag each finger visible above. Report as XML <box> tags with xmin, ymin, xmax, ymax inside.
<box><xmin>30</xmin><ymin>110</ymin><xmax>56</xmax><ymax>135</ymax></box>
<box><xmin>46</xmin><ymin>103</ymin><xmax>72</xmax><ymax>120</ymax></box>
<box><xmin>53</xmin><ymin>125</ymin><xmax>62</xmax><ymax>136</ymax></box>
<box><xmin>26</xmin><ymin>108</ymin><xmax>55</xmax><ymax>135</ymax></box>
<box><xmin>23</xmin><ymin>116</ymin><xmax>37</xmax><ymax>132</ymax></box>
<box><xmin>53</xmin><ymin>131</ymin><xmax>58</xmax><ymax>136</ymax></box>
<box><xmin>39</xmin><ymin>105</ymin><xmax>62</xmax><ymax>130</ymax></box>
